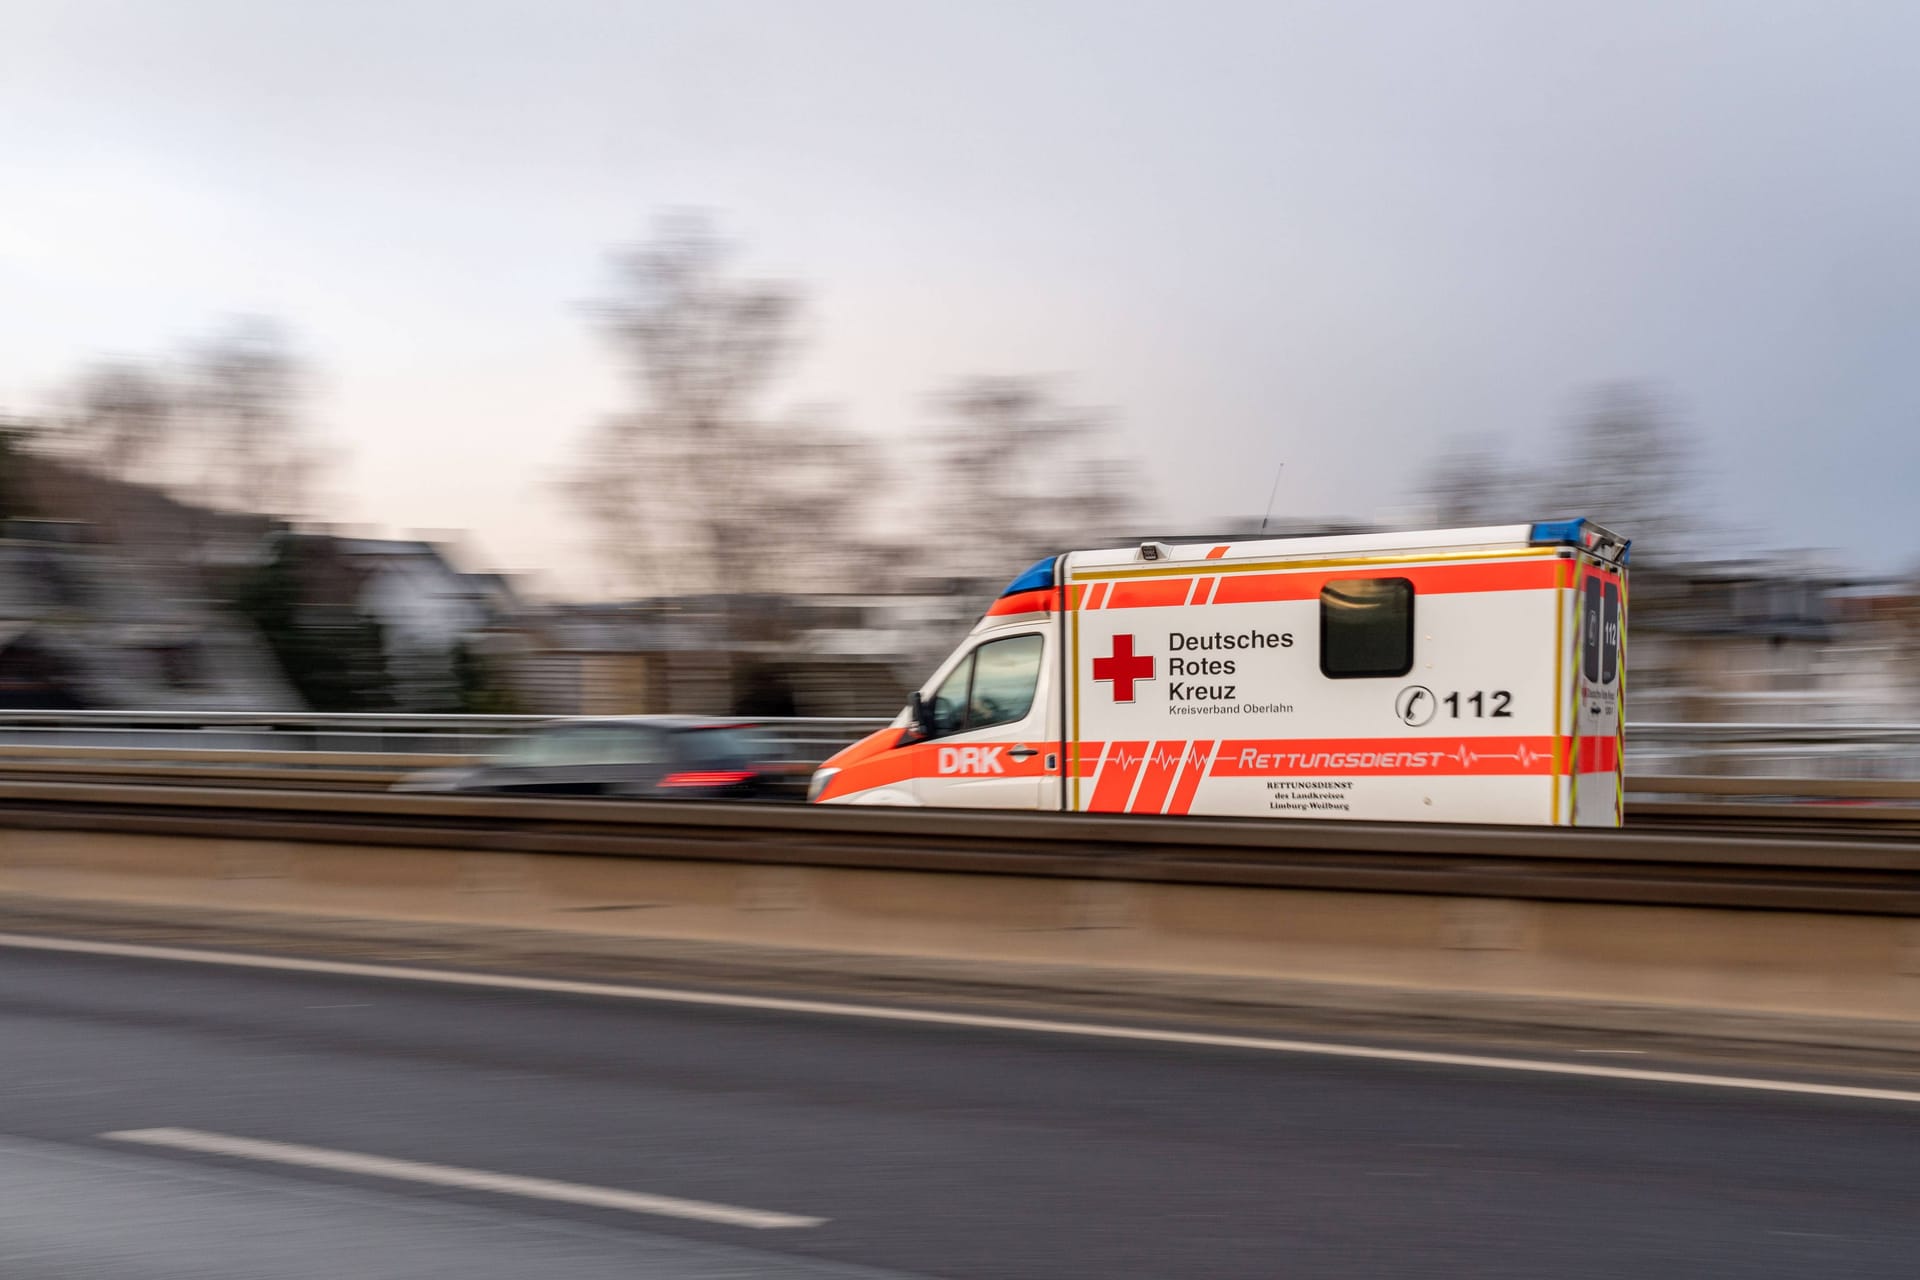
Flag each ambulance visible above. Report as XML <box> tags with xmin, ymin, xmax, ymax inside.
<box><xmin>808</xmin><ymin>520</ymin><xmax>1628</xmax><ymax>825</ymax></box>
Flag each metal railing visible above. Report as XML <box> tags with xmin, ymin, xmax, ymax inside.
<box><xmin>1625</xmin><ymin>723</ymin><xmax>1920</xmax><ymax>782</ymax></box>
<box><xmin>0</xmin><ymin>711</ymin><xmax>891</xmax><ymax>763</ymax></box>
<box><xmin>3</xmin><ymin>712</ymin><xmax>1920</xmax><ymax>789</ymax></box>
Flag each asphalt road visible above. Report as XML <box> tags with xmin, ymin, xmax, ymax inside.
<box><xmin>0</xmin><ymin>941</ymin><xmax>1916</xmax><ymax>1279</ymax></box>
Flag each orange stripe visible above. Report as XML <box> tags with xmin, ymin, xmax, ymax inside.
<box><xmin>1087</xmin><ymin>741</ymin><xmax>1146</xmax><ymax>811</ymax></box>
<box><xmin>1103</xmin><ymin>578</ymin><xmax>1191</xmax><ymax>610</ymax></box>
<box><xmin>1207</xmin><ymin>560</ymin><xmax>1559</xmax><ymax>607</ymax></box>
<box><xmin>986</xmin><ymin>588</ymin><xmax>1058</xmax><ymax>616</ymax></box>
<box><xmin>813</xmin><ymin>727</ymin><xmax>909</xmax><ymax>801</ymax></box>
<box><xmin>1128</xmin><ymin>742</ymin><xmax>1184</xmax><ymax>813</ymax></box>
<box><xmin>987</xmin><ymin>583</ymin><xmax>1121</xmax><ymax>615</ymax></box>
<box><xmin>816</xmin><ymin>742</ymin><xmax>920</xmax><ymax>800</ymax></box>
<box><xmin>1166</xmin><ymin>741</ymin><xmax>1214</xmax><ymax>814</ymax></box>
<box><xmin>819</xmin><ymin>735</ymin><xmax>1057</xmax><ymax>801</ymax></box>
<box><xmin>1205</xmin><ymin>545</ymin><xmax>1229</xmax><ymax>559</ymax></box>
<box><xmin>1210</xmin><ymin>736</ymin><xmax>1557</xmax><ymax>777</ymax></box>
<box><xmin>1074</xmin><ymin>741</ymin><xmax>1106</xmax><ymax>777</ymax></box>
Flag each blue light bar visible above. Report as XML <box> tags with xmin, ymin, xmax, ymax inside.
<box><xmin>1000</xmin><ymin>556</ymin><xmax>1058</xmax><ymax>596</ymax></box>
<box><xmin>1529</xmin><ymin>519</ymin><xmax>1631</xmax><ymax>565</ymax></box>
<box><xmin>1529</xmin><ymin>518</ymin><xmax>1588</xmax><ymax>546</ymax></box>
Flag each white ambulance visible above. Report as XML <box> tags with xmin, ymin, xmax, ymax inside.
<box><xmin>809</xmin><ymin>520</ymin><xmax>1628</xmax><ymax>826</ymax></box>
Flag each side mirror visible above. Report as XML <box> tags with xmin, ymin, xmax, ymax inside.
<box><xmin>907</xmin><ymin>691</ymin><xmax>935</xmax><ymax>741</ymax></box>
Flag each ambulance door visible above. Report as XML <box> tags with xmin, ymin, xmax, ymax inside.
<box><xmin>912</xmin><ymin>629</ymin><xmax>1056</xmax><ymax>809</ymax></box>
<box><xmin>1572</xmin><ymin>564</ymin><xmax>1625</xmax><ymax>825</ymax></box>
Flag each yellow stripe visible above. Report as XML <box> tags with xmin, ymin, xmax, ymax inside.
<box><xmin>1070</xmin><ymin>595</ymin><xmax>1083</xmax><ymax>812</ymax></box>
<box><xmin>1568</xmin><ymin>562</ymin><xmax>1586</xmax><ymax>823</ymax></box>
<box><xmin>1615</xmin><ymin>570</ymin><xmax>1629</xmax><ymax>827</ymax></box>
<box><xmin>1067</xmin><ymin>546</ymin><xmax>1558</xmax><ymax>582</ymax></box>
<box><xmin>1551</xmin><ymin>558</ymin><xmax>1569</xmax><ymax>825</ymax></box>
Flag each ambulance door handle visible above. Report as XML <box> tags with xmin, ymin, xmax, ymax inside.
<box><xmin>1008</xmin><ymin>746</ymin><xmax>1038</xmax><ymax>760</ymax></box>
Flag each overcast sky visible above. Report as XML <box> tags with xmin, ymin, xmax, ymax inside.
<box><xmin>4</xmin><ymin>0</ymin><xmax>1915</xmax><ymax>593</ymax></box>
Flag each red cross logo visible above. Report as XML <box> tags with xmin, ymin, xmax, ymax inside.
<box><xmin>1093</xmin><ymin>634</ymin><xmax>1155</xmax><ymax>702</ymax></box>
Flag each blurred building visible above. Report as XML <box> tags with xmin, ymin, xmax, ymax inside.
<box><xmin>481</xmin><ymin>601</ymin><xmax>733</xmax><ymax>717</ymax></box>
<box><xmin>1628</xmin><ymin>559</ymin><xmax>1913</xmax><ymax>724</ymax></box>
<box><xmin>300</xmin><ymin>535</ymin><xmax>520</xmax><ymax>710</ymax></box>
<box><xmin>10</xmin><ymin>446</ymin><xmax>1914</xmax><ymax>740</ymax></box>
<box><xmin>0</xmin><ymin>452</ymin><xmax>526</xmax><ymax>713</ymax></box>
<box><xmin>9</xmin><ymin>449</ymin><xmax>275</xmax><ymax>578</ymax></box>
<box><xmin>255</xmin><ymin>532</ymin><xmax>523</xmax><ymax>712</ymax></box>
<box><xmin>327</xmin><ymin>538</ymin><xmax>519</xmax><ymax>654</ymax></box>
<box><xmin>481</xmin><ymin>585</ymin><xmax>984</xmax><ymax>719</ymax></box>
<box><xmin>0</xmin><ymin>517</ymin><xmax>298</xmax><ymax>710</ymax></box>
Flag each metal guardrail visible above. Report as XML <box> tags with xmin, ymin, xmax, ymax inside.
<box><xmin>11</xmin><ymin>712</ymin><xmax>1920</xmax><ymax>739</ymax></box>
<box><xmin>4</xmin><ymin>711</ymin><xmax>1919</xmax><ymax>748</ymax></box>
<box><xmin>0</xmin><ymin>744</ymin><xmax>467</xmax><ymax>769</ymax></box>
<box><xmin>5</xmin><ymin>714</ymin><xmax>1920</xmax><ymax>792</ymax></box>
<box><xmin>13</xmin><ymin>712</ymin><xmax>1905</xmax><ymax>740</ymax></box>
<box><xmin>0</xmin><ymin>711</ymin><xmax>888</xmax><ymax>731</ymax></box>
<box><xmin>0</xmin><ymin>712</ymin><xmax>889</xmax><ymax>763</ymax></box>
<box><xmin>0</xmin><ymin>754</ymin><xmax>1916</xmax><ymax>827</ymax></box>
<box><xmin>0</xmin><ymin>780</ymin><xmax>1915</xmax><ymax>915</ymax></box>
<box><xmin>1627</xmin><ymin>737</ymin><xmax>1920</xmax><ymax>782</ymax></box>
<box><xmin>1634</xmin><ymin>724</ymin><xmax>1920</xmax><ymax>743</ymax></box>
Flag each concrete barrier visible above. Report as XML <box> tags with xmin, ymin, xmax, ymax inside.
<box><xmin>4</xmin><ymin>821</ymin><xmax>1918</xmax><ymax>1048</ymax></box>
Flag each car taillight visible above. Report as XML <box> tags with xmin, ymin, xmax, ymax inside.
<box><xmin>660</xmin><ymin>770</ymin><xmax>756</xmax><ymax>788</ymax></box>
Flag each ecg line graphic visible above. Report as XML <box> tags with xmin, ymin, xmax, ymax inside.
<box><xmin>1443</xmin><ymin>742</ymin><xmax>1550</xmax><ymax>770</ymax></box>
<box><xmin>1101</xmin><ymin>741</ymin><xmax>1555</xmax><ymax>774</ymax></box>
<box><xmin>1109</xmin><ymin>745</ymin><xmax>1210</xmax><ymax>771</ymax></box>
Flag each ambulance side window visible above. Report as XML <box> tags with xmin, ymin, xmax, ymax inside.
<box><xmin>923</xmin><ymin>634</ymin><xmax>1045</xmax><ymax>738</ymax></box>
<box><xmin>1320</xmin><ymin>578</ymin><xmax>1414</xmax><ymax>678</ymax></box>
<box><xmin>968</xmin><ymin>633</ymin><xmax>1044</xmax><ymax>730</ymax></box>
<box><xmin>928</xmin><ymin>658</ymin><xmax>973</xmax><ymax>736</ymax></box>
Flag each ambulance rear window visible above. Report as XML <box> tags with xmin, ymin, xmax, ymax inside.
<box><xmin>1319</xmin><ymin>578</ymin><xmax>1414</xmax><ymax>678</ymax></box>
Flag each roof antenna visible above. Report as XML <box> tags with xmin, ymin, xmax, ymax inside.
<box><xmin>1257</xmin><ymin>462</ymin><xmax>1285</xmax><ymax>535</ymax></box>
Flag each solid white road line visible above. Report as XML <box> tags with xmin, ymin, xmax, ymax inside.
<box><xmin>101</xmin><ymin>1128</ymin><xmax>823</xmax><ymax>1230</ymax></box>
<box><xmin>7</xmin><ymin>930</ymin><xmax>1920</xmax><ymax>1106</ymax></box>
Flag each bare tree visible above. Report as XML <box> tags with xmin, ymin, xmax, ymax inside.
<box><xmin>1416</xmin><ymin>383</ymin><xmax>1700</xmax><ymax>558</ymax></box>
<box><xmin>1418</xmin><ymin>433</ymin><xmax>1539</xmax><ymax>528</ymax></box>
<box><xmin>571</xmin><ymin>215</ymin><xmax>1138</xmax><ymax>611</ymax></box>
<box><xmin>924</xmin><ymin>376</ymin><xmax>1136</xmax><ymax>579</ymax></box>
<box><xmin>1543</xmin><ymin>382</ymin><xmax>1698</xmax><ymax>558</ymax></box>
<box><xmin>720</xmin><ymin>405</ymin><xmax>887</xmax><ymax>594</ymax></box>
<box><xmin>187</xmin><ymin>316</ymin><xmax>314</xmax><ymax>518</ymax></box>
<box><xmin>66</xmin><ymin>360</ymin><xmax>175</xmax><ymax>484</ymax></box>
<box><xmin>571</xmin><ymin>212</ymin><xmax>882</xmax><ymax>598</ymax></box>
<box><xmin>48</xmin><ymin>360</ymin><xmax>183</xmax><ymax>545</ymax></box>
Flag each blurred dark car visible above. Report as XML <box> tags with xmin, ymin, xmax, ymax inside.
<box><xmin>391</xmin><ymin>717</ymin><xmax>798</xmax><ymax>801</ymax></box>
